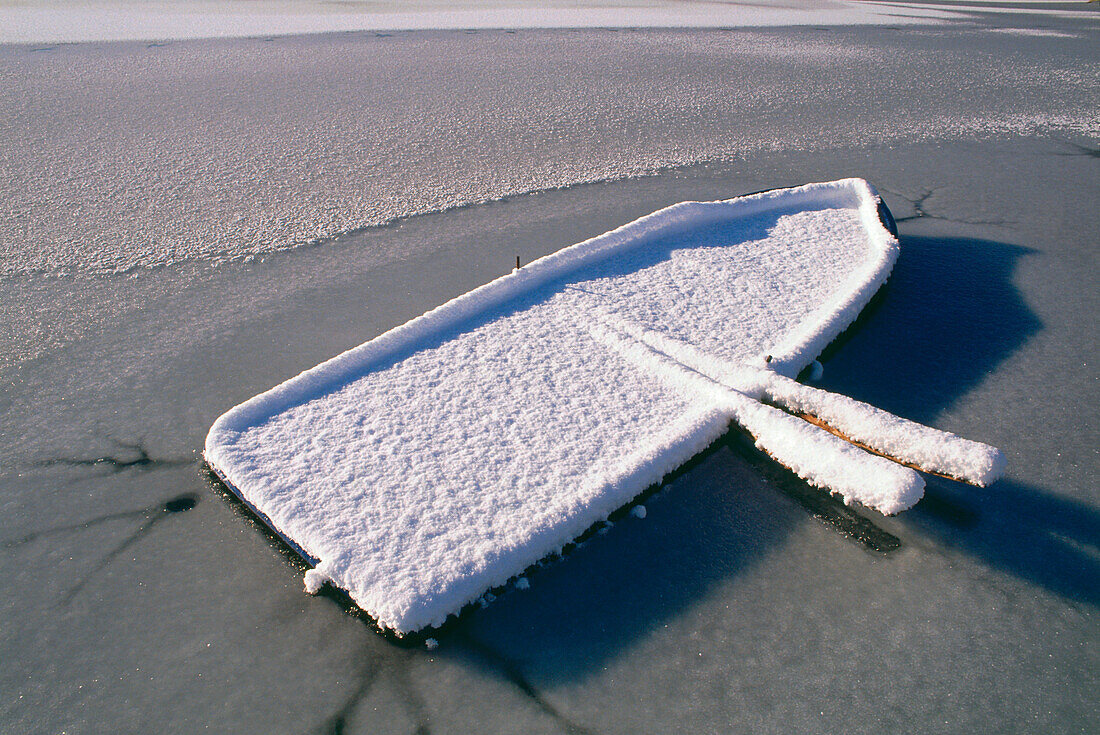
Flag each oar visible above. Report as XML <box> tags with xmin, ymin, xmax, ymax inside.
<box><xmin>588</xmin><ymin>313</ymin><xmax>1005</xmax><ymax>514</ymax></box>
<box><xmin>759</xmin><ymin>372</ymin><xmax>1006</xmax><ymax>487</ymax></box>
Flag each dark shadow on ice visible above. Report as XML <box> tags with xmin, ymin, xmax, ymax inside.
<box><xmin>35</xmin><ymin>439</ymin><xmax>192</xmax><ymax>474</ymax></box>
<box><xmin>814</xmin><ymin>234</ymin><xmax>1040</xmax><ymax>423</ymax></box>
<box><xmin>723</xmin><ymin>429</ymin><xmax>901</xmax><ymax>553</ymax></box>
<box><xmin>313</xmin><ymin>649</ymin><xmax>434</xmax><ymax>735</ymax></box>
<box><xmin>434</xmin><ymin>425</ymin><xmax>905</xmax><ymax>687</ymax></box>
<box><xmin>5</xmin><ymin>491</ymin><xmax>200</xmax><ymax>604</ymax></box>
<box><xmin>431</xmin><ymin>441</ymin><xmax>798</xmax><ymax>682</ymax></box>
<box><xmin>813</xmin><ymin>234</ymin><xmax>1098</xmax><ymax>605</ymax></box>
<box><xmin>911</xmin><ymin>482</ymin><xmax>980</xmax><ymax>530</ymax></box>
<box><xmin>912</xmin><ymin>477</ymin><xmax>1100</xmax><ymax>607</ymax></box>
<box><xmin>1052</xmin><ymin>140</ymin><xmax>1100</xmax><ymax>159</ymax></box>
<box><xmin>452</xmin><ymin>629</ymin><xmax>597</xmax><ymax>735</ymax></box>
<box><xmin>316</xmin><ymin>660</ymin><xmax>381</xmax><ymax>735</ymax></box>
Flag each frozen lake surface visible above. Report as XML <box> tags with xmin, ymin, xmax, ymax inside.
<box><xmin>1</xmin><ymin>3</ymin><xmax>1097</xmax><ymax>733</ymax></box>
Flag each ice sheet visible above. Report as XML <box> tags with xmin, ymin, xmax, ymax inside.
<box><xmin>1</xmin><ymin>3</ymin><xmax>1095</xmax><ymax>726</ymax></box>
<box><xmin>206</xmin><ymin>178</ymin><xmax>950</xmax><ymax>633</ymax></box>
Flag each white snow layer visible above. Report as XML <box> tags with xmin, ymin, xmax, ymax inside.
<box><xmin>0</xmin><ymin>1</ymin><xmax>961</xmax><ymax>44</ymax></box>
<box><xmin>205</xmin><ymin>179</ymin><xmax>1004</xmax><ymax>634</ymax></box>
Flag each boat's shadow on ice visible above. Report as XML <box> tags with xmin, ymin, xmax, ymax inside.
<box><xmin>447</xmin><ymin>439</ymin><xmax>808</xmax><ymax>679</ymax></box>
<box><xmin>813</xmin><ymin>234</ymin><xmax>1041</xmax><ymax>422</ymax></box>
<box><xmin>434</xmin><ymin>232</ymin><xmax>1098</xmax><ymax>681</ymax></box>
<box><xmin>820</xmin><ymin>233</ymin><xmax>1098</xmax><ymax>605</ymax></box>
<box><xmin>913</xmin><ymin>477</ymin><xmax>1099</xmax><ymax>607</ymax></box>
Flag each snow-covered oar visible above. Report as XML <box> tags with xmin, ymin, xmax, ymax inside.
<box><xmin>759</xmin><ymin>373</ymin><xmax>1006</xmax><ymax>487</ymax></box>
<box><xmin>589</xmin><ymin>319</ymin><xmax>926</xmax><ymax>515</ymax></box>
<box><xmin>592</xmin><ymin>315</ymin><xmax>1006</xmax><ymax>500</ymax></box>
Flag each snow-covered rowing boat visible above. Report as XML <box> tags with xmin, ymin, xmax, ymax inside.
<box><xmin>205</xmin><ymin>178</ymin><xmax>1004</xmax><ymax>635</ymax></box>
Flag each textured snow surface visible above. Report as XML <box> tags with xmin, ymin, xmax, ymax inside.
<box><xmin>205</xmin><ymin>179</ymin><xmax>995</xmax><ymax>633</ymax></box>
<box><xmin>3</xmin><ymin>26</ymin><xmax>1096</xmax><ymax>279</ymax></box>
